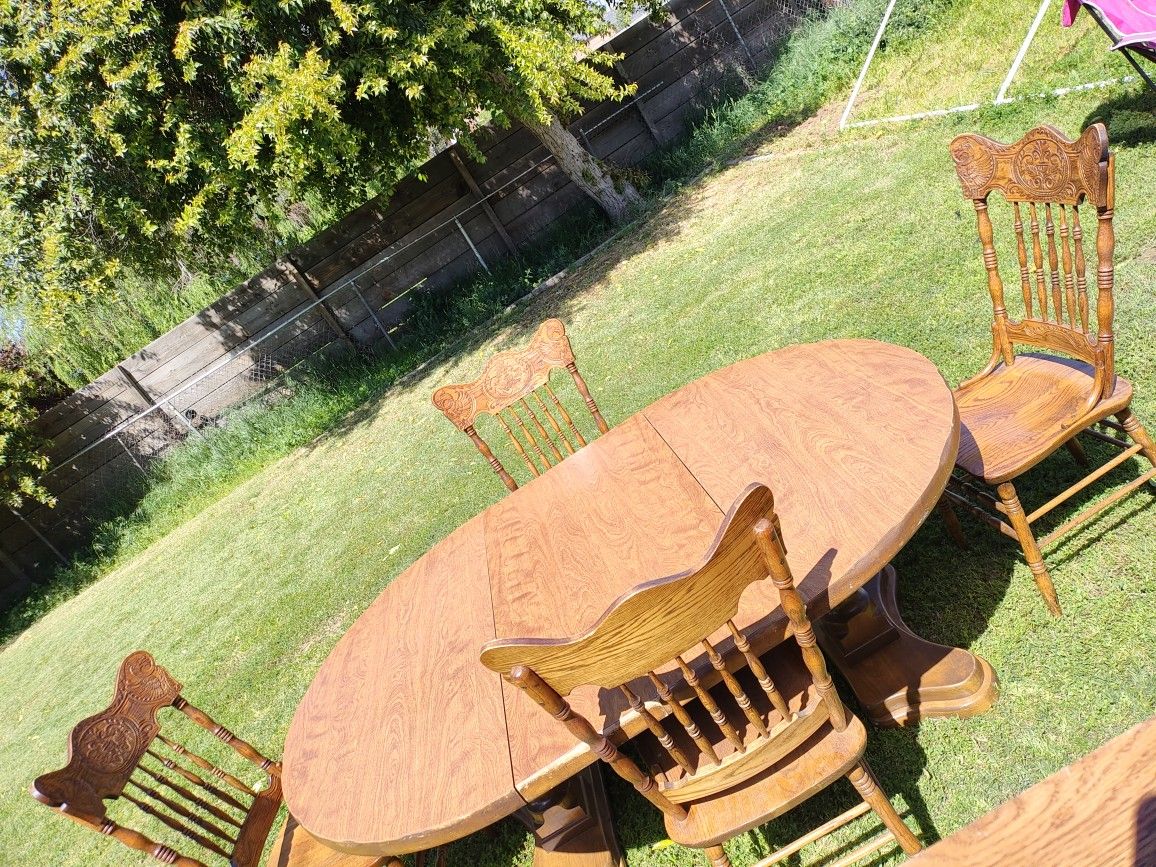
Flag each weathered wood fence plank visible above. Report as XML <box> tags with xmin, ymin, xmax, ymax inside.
<box><xmin>0</xmin><ymin>0</ymin><xmax>808</xmax><ymax>598</ymax></box>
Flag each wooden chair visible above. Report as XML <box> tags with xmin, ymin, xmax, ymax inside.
<box><xmin>941</xmin><ymin>123</ymin><xmax>1156</xmax><ymax>617</ymax></box>
<box><xmin>481</xmin><ymin>483</ymin><xmax>923</xmax><ymax>867</ymax></box>
<box><xmin>29</xmin><ymin>651</ymin><xmax>409</xmax><ymax>867</ymax></box>
<box><xmin>432</xmin><ymin>319</ymin><xmax>609</xmax><ymax>491</ymax></box>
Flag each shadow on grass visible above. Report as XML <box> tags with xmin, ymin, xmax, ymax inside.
<box><xmin>1082</xmin><ymin>86</ymin><xmax>1156</xmax><ymax>148</ymax></box>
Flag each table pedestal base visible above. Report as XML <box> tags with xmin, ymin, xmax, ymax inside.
<box><xmin>818</xmin><ymin>564</ymin><xmax>999</xmax><ymax>726</ymax></box>
<box><xmin>520</xmin><ymin>765</ymin><xmax>625</xmax><ymax>867</ymax></box>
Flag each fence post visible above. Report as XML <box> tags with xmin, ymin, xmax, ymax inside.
<box><xmin>116</xmin><ymin>365</ymin><xmax>202</xmax><ymax>439</ymax></box>
<box><xmin>455</xmin><ymin>217</ymin><xmax>491</xmax><ymax>273</ymax></box>
<box><xmin>283</xmin><ymin>260</ymin><xmax>356</xmax><ymax>350</ymax></box>
<box><xmin>614</xmin><ymin>61</ymin><xmax>663</xmax><ymax>145</ymax></box>
<box><xmin>349</xmin><ymin>281</ymin><xmax>398</xmax><ymax>352</ymax></box>
<box><xmin>450</xmin><ymin>149</ymin><xmax>517</xmax><ymax>255</ymax></box>
<box><xmin>717</xmin><ymin>0</ymin><xmax>757</xmax><ymax>73</ymax></box>
<box><xmin>9</xmin><ymin>508</ymin><xmax>68</xmax><ymax>565</ymax></box>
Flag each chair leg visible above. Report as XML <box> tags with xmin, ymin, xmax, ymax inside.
<box><xmin>704</xmin><ymin>844</ymin><xmax>732</xmax><ymax>867</ymax></box>
<box><xmin>996</xmin><ymin>481</ymin><xmax>1061</xmax><ymax>617</ymax></box>
<box><xmin>1118</xmin><ymin>408</ymin><xmax>1156</xmax><ymax>470</ymax></box>
<box><xmin>1064</xmin><ymin>437</ymin><xmax>1091</xmax><ymax>468</ymax></box>
<box><xmin>847</xmin><ymin>762</ymin><xmax>922</xmax><ymax>856</ymax></box>
<box><xmin>936</xmin><ymin>496</ymin><xmax>968</xmax><ymax>549</ymax></box>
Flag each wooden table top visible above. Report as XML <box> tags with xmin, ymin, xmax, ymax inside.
<box><xmin>910</xmin><ymin>716</ymin><xmax>1156</xmax><ymax>865</ymax></box>
<box><xmin>282</xmin><ymin>339</ymin><xmax>959</xmax><ymax>856</ymax></box>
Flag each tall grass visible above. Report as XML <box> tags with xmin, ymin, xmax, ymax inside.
<box><xmin>652</xmin><ymin>0</ymin><xmax>958</xmax><ymax>181</ymax></box>
<box><xmin>23</xmin><ymin>194</ymin><xmax>346</xmax><ymax>389</ymax></box>
<box><xmin>1</xmin><ymin>0</ymin><xmax>961</xmax><ymax>637</ymax></box>
<box><xmin>0</xmin><ymin>212</ymin><xmax>613</xmax><ymax>644</ymax></box>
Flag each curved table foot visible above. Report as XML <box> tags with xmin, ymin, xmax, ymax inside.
<box><xmin>817</xmin><ymin>564</ymin><xmax>999</xmax><ymax>727</ymax></box>
<box><xmin>517</xmin><ymin>765</ymin><xmax>625</xmax><ymax>867</ymax></box>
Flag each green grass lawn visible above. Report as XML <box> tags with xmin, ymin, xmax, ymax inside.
<box><xmin>3</xmin><ymin>5</ymin><xmax>1156</xmax><ymax>866</ymax></box>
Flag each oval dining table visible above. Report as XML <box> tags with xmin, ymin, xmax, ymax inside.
<box><xmin>282</xmin><ymin>339</ymin><xmax>999</xmax><ymax>864</ymax></box>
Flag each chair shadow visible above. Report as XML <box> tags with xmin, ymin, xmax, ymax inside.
<box><xmin>1136</xmin><ymin>797</ymin><xmax>1156</xmax><ymax>866</ymax></box>
<box><xmin>1082</xmin><ymin>86</ymin><xmax>1156</xmax><ymax>149</ymax></box>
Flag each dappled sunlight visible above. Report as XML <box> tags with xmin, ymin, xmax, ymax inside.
<box><xmin>3</xmin><ymin>5</ymin><xmax>1156</xmax><ymax>864</ymax></box>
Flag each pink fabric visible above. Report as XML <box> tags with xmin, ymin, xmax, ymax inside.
<box><xmin>1063</xmin><ymin>0</ymin><xmax>1156</xmax><ymax>51</ymax></box>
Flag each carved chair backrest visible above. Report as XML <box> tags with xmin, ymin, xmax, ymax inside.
<box><xmin>431</xmin><ymin>319</ymin><xmax>610</xmax><ymax>492</ymax></box>
<box><xmin>480</xmin><ymin>483</ymin><xmax>849</xmax><ymax>821</ymax></box>
<box><xmin>949</xmin><ymin>123</ymin><xmax>1116</xmax><ymax>403</ymax></box>
<box><xmin>31</xmin><ymin>651</ymin><xmax>282</xmax><ymax>867</ymax></box>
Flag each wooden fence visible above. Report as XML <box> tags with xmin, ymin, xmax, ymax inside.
<box><xmin>0</xmin><ymin>0</ymin><xmax>825</xmax><ymax>601</ymax></box>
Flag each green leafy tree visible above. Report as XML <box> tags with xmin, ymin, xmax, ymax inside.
<box><xmin>0</xmin><ymin>346</ymin><xmax>55</xmax><ymax>509</ymax></box>
<box><xmin>0</xmin><ymin>0</ymin><xmax>656</xmax><ymax>328</ymax></box>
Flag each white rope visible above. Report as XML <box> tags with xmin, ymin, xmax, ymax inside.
<box><xmin>996</xmin><ymin>0</ymin><xmax>1052</xmax><ymax>103</ymax></box>
<box><xmin>839</xmin><ymin>0</ymin><xmax>899</xmax><ymax>129</ymax></box>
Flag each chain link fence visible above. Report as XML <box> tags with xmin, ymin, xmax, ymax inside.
<box><xmin>1</xmin><ymin>0</ymin><xmax>840</xmax><ymax>591</ymax></box>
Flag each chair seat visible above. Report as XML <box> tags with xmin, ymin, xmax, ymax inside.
<box><xmin>267</xmin><ymin>815</ymin><xmax>391</xmax><ymax>867</ymax></box>
<box><xmin>955</xmin><ymin>353</ymin><xmax>1133</xmax><ymax>484</ymax></box>
<box><xmin>664</xmin><ymin>715</ymin><xmax>867</xmax><ymax>849</ymax></box>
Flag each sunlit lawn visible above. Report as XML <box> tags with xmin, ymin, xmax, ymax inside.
<box><xmin>2</xmin><ymin>6</ymin><xmax>1155</xmax><ymax>866</ymax></box>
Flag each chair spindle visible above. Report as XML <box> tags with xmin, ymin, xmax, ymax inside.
<box><xmin>727</xmin><ymin>620</ymin><xmax>791</xmax><ymax>720</ymax></box>
<box><xmin>1044</xmin><ymin>204</ymin><xmax>1063</xmax><ymax>324</ymax></box>
<box><xmin>647</xmin><ymin>672</ymin><xmax>721</xmax><ymax>764</ymax></box>
<box><xmin>137</xmin><ymin>762</ymin><xmax>243</xmax><ymax>828</ymax></box>
<box><xmin>544</xmin><ymin>383</ymin><xmax>587</xmax><ymax>447</ymax></box>
<box><xmin>145</xmin><ymin>749</ymin><xmax>249</xmax><ymax>813</ymax></box>
<box><xmin>1029</xmin><ymin>203</ymin><xmax>1048</xmax><ymax>319</ymax></box>
<box><xmin>1057</xmin><ymin>206</ymin><xmax>1078</xmax><ymax>330</ymax></box>
<box><xmin>127</xmin><ymin>777</ymin><xmax>235</xmax><ymax>845</ymax></box>
<box><xmin>619</xmin><ymin>684</ymin><xmax>695</xmax><ymax>774</ymax></box>
<box><xmin>532</xmin><ymin>391</ymin><xmax>576</xmax><ymax>454</ymax></box>
<box><xmin>495</xmin><ymin>413</ymin><xmax>540</xmax><ymax>478</ymax></box>
<box><xmin>122</xmin><ymin>790</ymin><xmax>232</xmax><ymax>859</ymax></box>
<box><xmin>520</xmin><ymin>399</ymin><xmax>564</xmax><ymax>464</ymax></box>
<box><xmin>675</xmin><ymin>655</ymin><xmax>745</xmax><ymax>753</ymax></box>
<box><xmin>1072</xmin><ymin>206</ymin><xmax>1090</xmax><ymax>332</ymax></box>
<box><xmin>156</xmin><ymin>735</ymin><xmax>257</xmax><ymax>797</ymax></box>
<box><xmin>701</xmin><ymin>638</ymin><xmax>769</xmax><ymax>738</ymax></box>
<box><xmin>1012</xmin><ymin>202</ymin><xmax>1033</xmax><ymax>318</ymax></box>
<box><xmin>506</xmin><ymin>406</ymin><xmax>553</xmax><ymax>472</ymax></box>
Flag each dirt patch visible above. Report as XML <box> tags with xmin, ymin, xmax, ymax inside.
<box><xmin>298</xmin><ymin>611</ymin><xmax>348</xmax><ymax>655</ymax></box>
<box><xmin>1139</xmin><ymin>244</ymin><xmax>1156</xmax><ymax>265</ymax></box>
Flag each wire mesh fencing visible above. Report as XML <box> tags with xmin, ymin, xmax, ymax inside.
<box><xmin>0</xmin><ymin>0</ymin><xmax>844</xmax><ymax>590</ymax></box>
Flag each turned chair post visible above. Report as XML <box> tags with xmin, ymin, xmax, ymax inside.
<box><xmin>1095</xmin><ymin>153</ymin><xmax>1116</xmax><ymax>391</ymax></box>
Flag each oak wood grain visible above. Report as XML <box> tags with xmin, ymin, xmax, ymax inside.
<box><xmin>944</xmin><ymin>123</ymin><xmax>1156</xmax><ymax>616</ymax></box>
<box><xmin>484</xmin><ymin>414</ymin><xmax>726</xmax><ymax>797</ymax></box>
<box><xmin>284</xmin><ymin>339</ymin><xmax>964</xmax><ymax>856</ymax></box>
<box><xmin>643</xmin><ymin>339</ymin><xmax>959</xmax><ymax>616</ymax></box>
<box><xmin>29</xmin><ymin>651</ymin><xmax>324</xmax><ymax>867</ymax></box>
<box><xmin>909</xmin><ymin>716</ymin><xmax>1156</xmax><ymax>866</ymax></box>
<box><xmin>281</xmin><ymin>515</ymin><xmax>523</xmax><ymax>856</ymax></box>
<box><xmin>955</xmin><ymin>353</ymin><xmax>1132</xmax><ymax>484</ymax></box>
<box><xmin>432</xmin><ymin>319</ymin><xmax>610</xmax><ymax>491</ymax></box>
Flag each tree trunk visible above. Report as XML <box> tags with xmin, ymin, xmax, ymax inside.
<box><xmin>521</xmin><ymin>110</ymin><xmax>640</xmax><ymax>224</ymax></box>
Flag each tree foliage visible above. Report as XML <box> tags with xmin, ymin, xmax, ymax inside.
<box><xmin>0</xmin><ymin>0</ymin><xmax>655</xmax><ymax>325</ymax></box>
<box><xmin>0</xmin><ymin>346</ymin><xmax>56</xmax><ymax>509</ymax></box>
